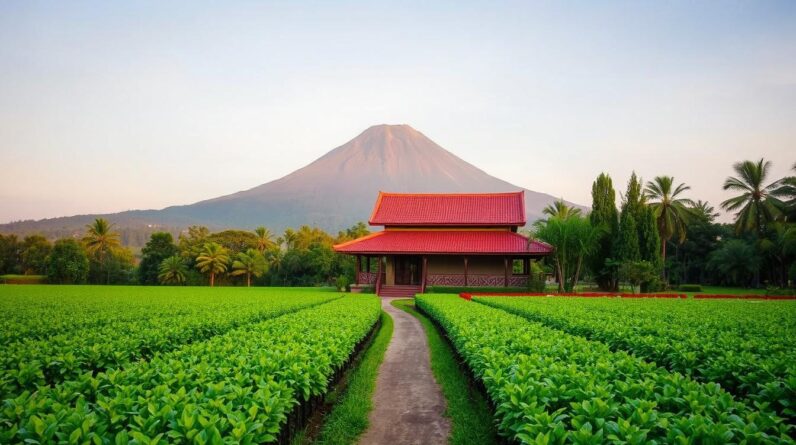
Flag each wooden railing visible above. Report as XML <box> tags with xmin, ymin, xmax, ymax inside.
<box><xmin>356</xmin><ymin>271</ymin><xmax>378</xmax><ymax>285</ymax></box>
<box><xmin>426</xmin><ymin>274</ymin><xmax>529</xmax><ymax>287</ymax></box>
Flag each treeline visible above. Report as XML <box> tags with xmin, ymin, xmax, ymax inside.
<box><xmin>532</xmin><ymin>158</ymin><xmax>796</xmax><ymax>292</ymax></box>
<box><xmin>0</xmin><ymin>221</ymin><xmax>370</xmax><ymax>287</ymax></box>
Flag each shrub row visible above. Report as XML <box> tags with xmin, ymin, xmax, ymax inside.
<box><xmin>416</xmin><ymin>294</ymin><xmax>792</xmax><ymax>444</ymax></box>
<box><xmin>0</xmin><ymin>292</ymin><xmax>338</xmax><ymax>398</ymax></box>
<box><xmin>459</xmin><ymin>292</ymin><xmax>687</xmax><ymax>300</ymax></box>
<box><xmin>474</xmin><ymin>296</ymin><xmax>796</xmax><ymax>423</ymax></box>
<box><xmin>0</xmin><ymin>295</ymin><xmax>381</xmax><ymax>444</ymax></box>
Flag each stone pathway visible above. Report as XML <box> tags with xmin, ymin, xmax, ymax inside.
<box><xmin>358</xmin><ymin>297</ymin><xmax>451</xmax><ymax>445</ymax></box>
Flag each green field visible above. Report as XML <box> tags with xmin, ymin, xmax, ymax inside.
<box><xmin>416</xmin><ymin>294</ymin><xmax>795</xmax><ymax>444</ymax></box>
<box><xmin>0</xmin><ymin>286</ymin><xmax>380</xmax><ymax>444</ymax></box>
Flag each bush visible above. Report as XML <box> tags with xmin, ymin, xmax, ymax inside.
<box><xmin>528</xmin><ymin>273</ymin><xmax>546</xmax><ymax>292</ymax></box>
<box><xmin>335</xmin><ymin>275</ymin><xmax>350</xmax><ymax>292</ymax></box>
<box><xmin>640</xmin><ymin>276</ymin><xmax>666</xmax><ymax>293</ymax></box>
<box><xmin>678</xmin><ymin>284</ymin><xmax>703</xmax><ymax>292</ymax></box>
<box><xmin>0</xmin><ymin>274</ymin><xmax>46</xmax><ymax>284</ymax></box>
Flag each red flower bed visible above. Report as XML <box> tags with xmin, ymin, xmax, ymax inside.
<box><xmin>459</xmin><ymin>292</ymin><xmax>686</xmax><ymax>301</ymax></box>
<box><xmin>695</xmin><ymin>294</ymin><xmax>796</xmax><ymax>300</ymax></box>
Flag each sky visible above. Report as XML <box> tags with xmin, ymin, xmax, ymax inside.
<box><xmin>1</xmin><ymin>1</ymin><xmax>794</xmax><ymax>224</ymax></box>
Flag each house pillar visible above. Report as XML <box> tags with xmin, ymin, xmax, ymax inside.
<box><xmin>464</xmin><ymin>256</ymin><xmax>469</xmax><ymax>287</ymax></box>
<box><xmin>377</xmin><ymin>256</ymin><xmax>384</xmax><ymax>294</ymax></box>
<box><xmin>366</xmin><ymin>256</ymin><xmax>371</xmax><ymax>273</ymax></box>
<box><xmin>355</xmin><ymin>255</ymin><xmax>361</xmax><ymax>285</ymax></box>
<box><xmin>422</xmin><ymin>256</ymin><xmax>428</xmax><ymax>293</ymax></box>
<box><xmin>504</xmin><ymin>257</ymin><xmax>509</xmax><ymax>287</ymax></box>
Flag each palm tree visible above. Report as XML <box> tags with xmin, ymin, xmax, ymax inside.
<box><xmin>282</xmin><ymin>228</ymin><xmax>297</xmax><ymax>251</ymax></box>
<box><xmin>195</xmin><ymin>242</ymin><xmax>230</xmax><ymax>287</ymax></box>
<box><xmin>254</xmin><ymin>227</ymin><xmax>275</xmax><ymax>254</ymax></box>
<box><xmin>691</xmin><ymin>200</ymin><xmax>719</xmax><ymax>223</ymax></box>
<box><xmin>231</xmin><ymin>249</ymin><xmax>267</xmax><ymax>287</ymax></box>
<box><xmin>82</xmin><ymin>218</ymin><xmax>121</xmax><ymax>284</ymax></box>
<box><xmin>721</xmin><ymin>159</ymin><xmax>784</xmax><ymax>236</ymax></box>
<box><xmin>542</xmin><ymin>199</ymin><xmax>582</xmax><ymax>220</ymax></box>
<box><xmin>158</xmin><ymin>255</ymin><xmax>188</xmax><ymax>285</ymax></box>
<box><xmin>643</xmin><ymin>176</ymin><xmax>695</xmax><ymax>272</ymax></box>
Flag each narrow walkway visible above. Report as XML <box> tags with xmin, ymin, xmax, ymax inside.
<box><xmin>358</xmin><ymin>297</ymin><xmax>451</xmax><ymax>445</ymax></box>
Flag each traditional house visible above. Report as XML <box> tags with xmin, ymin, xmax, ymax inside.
<box><xmin>333</xmin><ymin>191</ymin><xmax>553</xmax><ymax>297</ymax></box>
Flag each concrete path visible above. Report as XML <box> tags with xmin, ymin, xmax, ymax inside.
<box><xmin>358</xmin><ymin>297</ymin><xmax>451</xmax><ymax>445</ymax></box>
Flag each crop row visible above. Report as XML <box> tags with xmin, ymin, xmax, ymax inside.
<box><xmin>0</xmin><ymin>295</ymin><xmax>381</xmax><ymax>444</ymax></box>
<box><xmin>0</xmin><ymin>292</ymin><xmax>339</xmax><ymax>399</ymax></box>
<box><xmin>474</xmin><ymin>296</ymin><xmax>796</xmax><ymax>422</ymax></box>
<box><xmin>416</xmin><ymin>294</ymin><xmax>792</xmax><ymax>444</ymax></box>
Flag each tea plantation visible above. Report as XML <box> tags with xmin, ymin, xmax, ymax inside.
<box><xmin>0</xmin><ymin>286</ymin><xmax>380</xmax><ymax>444</ymax></box>
<box><xmin>416</xmin><ymin>294</ymin><xmax>796</xmax><ymax>444</ymax></box>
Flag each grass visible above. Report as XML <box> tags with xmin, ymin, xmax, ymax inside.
<box><xmin>310</xmin><ymin>310</ymin><xmax>394</xmax><ymax>445</ymax></box>
<box><xmin>392</xmin><ymin>298</ymin><xmax>499</xmax><ymax>445</ymax></box>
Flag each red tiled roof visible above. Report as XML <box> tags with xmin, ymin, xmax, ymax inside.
<box><xmin>368</xmin><ymin>192</ymin><xmax>526</xmax><ymax>226</ymax></box>
<box><xmin>333</xmin><ymin>230</ymin><xmax>552</xmax><ymax>255</ymax></box>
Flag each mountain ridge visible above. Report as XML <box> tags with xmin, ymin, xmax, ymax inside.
<box><xmin>0</xmin><ymin>124</ymin><xmax>584</xmax><ymax>246</ymax></box>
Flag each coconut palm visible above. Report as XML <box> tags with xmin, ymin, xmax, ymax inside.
<box><xmin>690</xmin><ymin>200</ymin><xmax>719</xmax><ymax>223</ymax></box>
<box><xmin>82</xmin><ymin>218</ymin><xmax>121</xmax><ymax>284</ymax></box>
<box><xmin>721</xmin><ymin>159</ymin><xmax>784</xmax><ymax>236</ymax></box>
<box><xmin>195</xmin><ymin>242</ymin><xmax>229</xmax><ymax>287</ymax></box>
<box><xmin>254</xmin><ymin>227</ymin><xmax>275</xmax><ymax>254</ymax></box>
<box><xmin>282</xmin><ymin>228</ymin><xmax>297</xmax><ymax>251</ymax></box>
<box><xmin>643</xmin><ymin>176</ymin><xmax>695</xmax><ymax>270</ymax></box>
<box><xmin>543</xmin><ymin>199</ymin><xmax>582</xmax><ymax>220</ymax></box>
<box><xmin>158</xmin><ymin>255</ymin><xmax>188</xmax><ymax>285</ymax></box>
<box><xmin>231</xmin><ymin>249</ymin><xmax>267</xmax><ymax>287</ymax></box>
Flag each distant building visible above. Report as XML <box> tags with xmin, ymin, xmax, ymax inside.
<box><xmin>333</xmin><ymin>191</ymin><xmax>553</xmax><ymax>297</ymax></box>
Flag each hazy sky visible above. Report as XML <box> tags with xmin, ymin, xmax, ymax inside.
<box><xmin>1</xmin><ymin>1</ymin><xmax>794</xmax><ymax>224</ymax></box>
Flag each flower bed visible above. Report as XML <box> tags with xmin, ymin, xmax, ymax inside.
<box><xmin>695</xmin><ymin>294</ymin><xmax>796</xmax><ymax>300</ymax></box>
<box><xmin>459</xmin><ymin>291</ymin><xmax>686</xmax><ymax>300</ymax></box>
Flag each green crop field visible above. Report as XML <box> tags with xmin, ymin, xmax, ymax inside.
<box><xmin>0</xmin><ymin>286</ymin><xmax>381</xmax><ymax>444</ymax></box>
<box><xmin>416</xmin><ymin>294</ymin><xmax>796</xmax><ymax>444</ymax></box>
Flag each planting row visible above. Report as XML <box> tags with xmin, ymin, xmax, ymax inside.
<box><xmin>0</xmin><ymin>290</ymin><xmax>339</xmax><ymax>399</ymax></box>
<box><xmin>0</xmin><ymin>295</ymin><xmax>381</xmax><ymax>444</ymax></box>
<box><xmin>474</xmin><ymin>296</ymin><xmax>796</xmax><ymax>422</ymax></box>
<box><xmin>416</xmin><ymin>294</ymin><xmax>792</xmax><ymax>444</ymax></box>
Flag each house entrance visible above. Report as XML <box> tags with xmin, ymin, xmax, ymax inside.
<box><xmin>394</xmin><ymin>256</ymin><xmax>422</xmax><ymax>285</ymax></box>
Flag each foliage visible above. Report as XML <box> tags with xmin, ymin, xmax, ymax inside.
<box><xmin>0</xmin><ymin>234</ymin><xmax>22</xmax><ymax>275</ymax></box>
<box><xmin>82</xmin><ymin>218</ymin><xmax>122</xmax><ymax>284</ymax></box>
<box><xmin>45</xmin><ymin>239</ymin><xmax>89</xmax><ymax>284</ymax></box>
<box><xmin>0</xmin><ymin>287</ymin><xmax>379</xmax><ymax>444</ymax></box>
<box><xmin>542</xmin><ymin>199</ymin><xmax>582</xmax><ymax>219</ymax></box>
<box><xmin>618</xmin><ymin>260</ymin><xmax>656</xmax><ymax>293</ymax></box>
<box><xmin>588</xmin><ymin>173</ymin><xmax>619</xmax><ymax>290</ymax></box>
<box><xmin>722</xmin><ymin>158</ymin><xmax>785</xmax><ymax>236</ymax></box>
<box><xmin>230</xmin><ymin>248</ymin><xmax>267</xmax><ymax>287</ymax></box>
<box><xmin>335</xmin><ymin>274</ymin><xmax>350</xmax><ymax>292</ymax></box>
<box><xmin>138</xmin><ymin>232</ymin><xmax>178</xmax><ymax>285</ymax></box>
<box><xmin>19</xmin><ymin>235</ymin><xmax>51</xmax><ymax>275</ymax></box>
<box><xmin>254</xmin><ymin>226</ymin><xmax>276</xmax><ymax>253</ymax></box>
<box><xmin>707</xmin><ymin>239</ymin><xmax>761</xmax><ymax>287</ymax></box>
<box><xmin>613</xmin><ymin>210</ymin><xmax>640</xmax><ymax>262</ymax></box>
<box><xmin>678</xmin><ymin>284</ymin><xmax>703</xmax><ymax>292</ymax></box>
<box><xmin>476</xmin><ymin>296</ymin><xmax>796</xmax><ymax>423</ymax></box>
<box><xmin>158</xmin><ymin>255</ymin><xmax>188</xmax><ymax>285</ymax></box>
<box><xmin>88</xmin><ymin>246</ymin><xmax>136</xmax><ymax>285</ymax></box>
<box><xmin>417</xmin><ymin>294</ymin><xmax>791</xmax><ymax>443</ymax></box>
<box><xmin>534</xmin><ymin>215</ymin><xmax>600</xmax><ymax>292</ymax></box>
<box><xmin>195</xmin><ymin>242</ymin><xmax>230</xmax><ymax>287</ymax></box>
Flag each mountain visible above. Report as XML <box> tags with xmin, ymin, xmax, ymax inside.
<box><xmin>1</xmin><ymin>124</ymin><xmax>583</xmax><ymax>246</ymax></box>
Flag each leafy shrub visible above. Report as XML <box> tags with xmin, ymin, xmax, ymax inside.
<box><xmin>678</xmin><ymin>284</ymin><xmax>703</xmax><ymax>292</ymax></box>
<box><xmin>335</xmin><ymin>274</ymin><xmax>350</xmax><ymax>292</ymax></box>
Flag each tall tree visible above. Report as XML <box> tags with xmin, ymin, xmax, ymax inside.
<box><xmin>543</xmin><ymin>199</ymin><xmax>582</xmax><ymax>220</ymax></box>
<box><xmin>614</xmin><ymin>211</ymin><xmax>640</xmax><ymax>263</ymax></box>
<box><xmin>46</xmin><ymin>239</ymin><xmax>89</xmax><ymax>284</ymax></box>
<box><xmin>231</xmin><ymin>248</ymin><xmax>268</xmax><ymax>287</ymax></box>
<box><xmin>691</xmin><ymin>200</ymin><xmax>720</xmax><ymax>223</ymax></box>
<box><xmin>644</xmin><ymin>176</ymin><xmax>694</xmax><ymax>275</ymax></box>
<box><xmin>20</xmin><ymin>235</ymin><xmax>51</xmax><ymax>275</ymax></box>
<box><xmin>588</xmin><ymin>173</ymin><xmax>619</xmax><ymax>290</ymax></box>
<box><xmin>138</xmin><ymin>232</ymin><xmax>178</xmax><ymax>285</ymax></box>
<box><xmin>638</xmin><ymin>206</ymin><xmax>662</xmax><ymax>270</ymax></box>
<box><xmin>158</xmin><ymin>255</ymin><xmax>188</xmax><ymax>285</ymax></box>
<box><xmin>282</xmin><ymin>228</ymin><xmax>298</xmax><ymax>251</ymax></box>
<box><xmin>82</xmin><ymin>218</ymin><xmax>121</xmax><ymax>284</ymax></box>
<box><xmin>534</xmin><ymin>215</ymin><xmax>599</xmax><ymax>292</ymax></box>
<box><xmin>721</xmin><ymin>159</ymin><xmax>784</xmax><ymax>236</ymax></box>
<box><xmin>0</xmin><ymin>234</ymin><xmax>23</xmax><ymax>275</ymax></box>
<box><xmin>254</xmin><ymin>227</ymin><xmax>276</xmax><ymax>254</ymax></box>
<box><xmin>195</xmin><ymin>242</ymin><xmax>229</xmax><ymax>287</ymax></box>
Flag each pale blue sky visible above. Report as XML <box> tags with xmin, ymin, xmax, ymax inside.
<box><xmin>1</xmin><ymin>1</ymin><xmax>794</xmax><ymax>223</ymax></box>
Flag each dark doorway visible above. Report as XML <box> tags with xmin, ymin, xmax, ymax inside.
<box><xmin>394</xmin><ymin>256</ymin><xmax>422</xmax><ymax>285</ymax></box>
